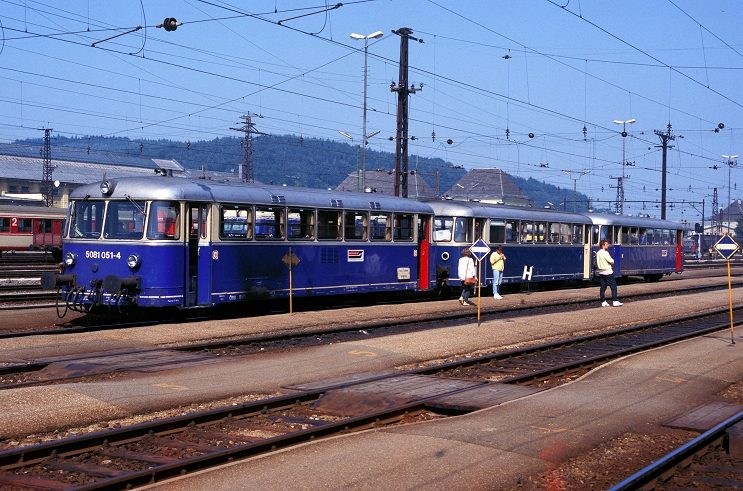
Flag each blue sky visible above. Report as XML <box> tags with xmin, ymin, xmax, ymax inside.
<box><xmin>1</xmin><ymin>0</ymin><xmax>742</xmax><ymax>224</ymax></box>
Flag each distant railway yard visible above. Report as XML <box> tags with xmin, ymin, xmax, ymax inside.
<box><xmin>0</xmin><ymin>267</ymin><xmax>742</xmax><ymax>489</ymax></box>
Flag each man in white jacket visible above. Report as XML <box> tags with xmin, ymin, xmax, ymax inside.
<box><xmin>596</xmin><ymin>239</ymin><xmax>622</xmax><ymax>307</ymax></box>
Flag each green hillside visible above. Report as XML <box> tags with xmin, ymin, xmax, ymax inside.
<box><xmin>17</xmin><ymin>134</ymin><xmax>592</xmax><ymax>210</ymax></box>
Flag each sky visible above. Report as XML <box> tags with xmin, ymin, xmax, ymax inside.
<box><xmin>1</xmin><ymin>0</ymin><xmax>742</xmax><ymax>225</ymax></box>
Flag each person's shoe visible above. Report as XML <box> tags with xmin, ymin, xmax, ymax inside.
<box><xmin>601</xmin><ymin>301</ymin><xmax>610</xmax><ymax>307</ymax></box>
<box><xmin>613</xmin><ymin>301</ymin><xmax>623</xmax><ymax>307</ymax></box>
<box><xmin>494</xmin><ymin>294</ymin><xmax>503</xmax><ymax>299</ymax></box>
<box><xmin>464</xmin><ymin>301</ymin><xmax>475</xmax><ymax>306</ymax></box>
<box><xmin>458</xmin><ymin>297</ymin><xmax>464</xmax><ymax>305</ymax></box>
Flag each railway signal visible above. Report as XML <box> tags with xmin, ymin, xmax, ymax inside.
<box><xmin>714</xmin><ymin>234</ymin><xmax>740</xmax><ymax>344</ymax></box>
<box><xmin>469</xmin><ymin>239</ymin><xmax>491</xmax><ymax>325</ymax></box>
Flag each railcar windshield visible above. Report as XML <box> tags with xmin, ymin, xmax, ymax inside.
<box><xmin>103</xmin><ymin>200</ymin><xmax>146</xmax><ymax>239</ymax></box>
<box><xmin>433</xmin><ymin>217</ymin><xmax>453</xmax><ymax>242</ymax></box>
<box><xmin>69</xmin><ymin>200</ymin><xmax>105</xmax><ymax>239</ymax></box>
<box><xmin>147</xmin><ymin>201</ymin><xmax>180</xmax><ymax>240</ymax></box>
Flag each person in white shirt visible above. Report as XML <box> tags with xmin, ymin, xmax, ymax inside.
<box><xmin>596</xmin><ymin>239</ymin><xmax>622</xmax><ymax>307</ymax></box>
<box><xmin>457</xmin><ymin>248</ymin><xmax>476</xmax><ymax>306</ymax></box>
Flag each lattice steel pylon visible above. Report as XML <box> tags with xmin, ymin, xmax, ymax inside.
<box><xmin>40</xmin><ymin>128</ymin><xmax>53</xmax><ymax>207</ymax></box>
<box><xmin>711</xmin><ymin>187</ymin><xmax>721</xmax><ymax>235</ymax></box>
<box><xmin>230</xmin><ymin>114</ymin><xmax>266</xmax><ymax>183</ymax></box>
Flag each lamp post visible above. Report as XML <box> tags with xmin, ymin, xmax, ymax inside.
<box><xmin>339</xmin><ymin>131</ymin><xmax>360</xmax><ymax>192</ymax></box>
<box><xmin>723</xmin><ymin>154</ymin><xmax>738</xmax><ymax>233</ymax></box>
<box><xmin>562</xmin><ymin>170</ymin><xmax>591</xmax><ymax>213</ymax></box>
<box><xmin>613</xmin><ymin>119</ymin><xmax>635</xmax><ymax>215</ymax></box>
<box><xmin>350</xmin><ymin>30</ymin><xmax>383</xmax><ymax>192</ymax></box>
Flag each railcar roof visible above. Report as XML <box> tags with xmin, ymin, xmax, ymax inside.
<box><xmin>0</xmin><ymin>204</ymin><xmax>67</xmax><ymax>218</ymax></box>
<box><xmin>68</xmin><ymin>176</ymin><xmax>435</xmax><ymax>214</ymax></box>
<box><xmin>586</xmin><ymin>213</ymin><xmax>681</xmax><ymax>229</ymax></box>
<box><xmin>425</xmin><ymin>199</ymin><xmax>592</xmax><ymax>224</ymax></box>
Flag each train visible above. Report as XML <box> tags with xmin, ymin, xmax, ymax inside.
<box><xmin>41</xmin><ymin>175</ymin><xmax>683</xmax><ymax>316</ymax></box>
<box><xmin>0</xmin><ymin>204</ymin><xmax>65</xmax><ymax>259</ymax></box>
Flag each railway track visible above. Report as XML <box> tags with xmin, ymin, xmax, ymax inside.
<box><xmin>0</xmin><ymin>307</ymin><xmax>739</xmax><ymax>490</ymax></box>
<box><xmin>0</xmin><ymin>281</ymin><xmax>740</xmax><ymax>389</ymax></box>
<box><xmin>608</xmin><ymin>410</ymin><xmax>743</xmax><ymax>490</ymax></box>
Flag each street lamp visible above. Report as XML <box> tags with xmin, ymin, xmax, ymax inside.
<box><xmin>722</xmin><ymin>154</ymin><xmax>738</xmax><ymax>233</ymax></box>
<box><xmin>613</xmin><ymin>119</ymin><xmax>635</xmax><ymax>215</ymax></box>
<box><xmin>350</xmin><ymin>30</ymin><xmax>383</xmax><ymax>192</ymax></box>
<box><xmin>562</xmin><ymin>170</ymin><xmax>591</xmax><ymax>213</ymax></box>
<box><xmin>339</xmin><ymin>131</ymin><xmax>360</xmax><ymax>192</ymax></box>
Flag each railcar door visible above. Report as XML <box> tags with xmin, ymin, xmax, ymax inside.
<box><xmin>186</xmin><ymin>203</ymin><xmax>211</xmax><ymax>307</ymax></box>
<box><xmin>417</xmin><ymin>215</ymin><xmax>431</xmax><ymax>290</ymax></box>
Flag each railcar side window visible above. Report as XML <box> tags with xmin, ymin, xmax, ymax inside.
<box><xmin>344</xmin><ymin>211</ymin><xmax>368</xmax><ymax>241</ymax></box>
<box><xmin>670</xmin><ymin>231</ymin><xmax>677</xmax><ymax>245</ymax></box>
<box><xmin>629</xmin><ymin>227</ymin><xmax>638</xmax><ymax>245</ymax></box>
<box><xmin>370</xmin><ymin>213</ymin><xmax>391</xmax><ymax>241</ymax></box>
<box><xmin>638</xmin><ymin>228</ymin><xmax>647</xmax><ymax>244</ymax></box>
<box><xmin>662</xmin><ymin>229</ymin><xmax>670</xmax><ymax>245</ymax></box>
<box><xmin>548</xmin><ymin>223</ymin><xmax>560</xmax><ymax>243</ymax></box>
<box><xmin>288</xmin><ymin>208</ymin><xmax>314</xmax><ymax>240</ymax></box>
<box><xmin>104</xmin><ymin>200</ymin><xmax>147</xmax><ymax>239</ymax></box>
<box><xmin>393</xmin><ymin>213</ymin><xmax>413</xmax><ymax>241</ymax></box>
<box><xmin>17</xmin><ymin>219</ymin><xmax>32</xmax><ymax>233</ymax></box>
<box><xmin>612</xmin><ymin>227</ymin><xmax>620</xmax><ymax>245</ymax></box>
<box><xmin>654</xmin><ymin>228</ymin><xmax>663</xmax><ymax>245</ymax></box>
<box><xmin>317</xmin><ymin>210</ymin><xmax>341</xmax><ymax>240</ymax></box>
<box><xmin>572</xmin><ymin>224</ymin><xmax>584</xmax><ymax>244</ymax></box>
<box><xmin>535</xmin><ymin>222</ymin><xmax>547</xmax><ymax>243</ymax></box>
<box><xmin>646</xmin><ymin>228</ymin><xmax>655</xmax><ymax>245</ymax></box>
<box><xmin>0</xmin><ymin>218</ymin><xmax>8</xmax><ymax>233</ymax></box>
<box><xmin>147</xmin><ymin>201</ymin><xmax>180</xmax><ymax>240</ymax></box>
<box><xmin>619</xmin><ymin>227</ymin><xmax>628</xmax><ymax>245</ymax></box>
<box><xmin>489</xmin><ymin>221</ymin><xmax>506</xmax><ymax>244</ymax></box>
<box><xmin>505</xmin><ymin>221</ymin><xmax>519</xmax><ymax>243</ymax></box>
<box><xmin>70</xmin><ymin>200</ymin><xmax>105</xmax><ymax>239</ymax></box>
<box><xmin>433</xmin><ymin>217</ymin><xmax>453</xmax><ymax>242</ymax></box>
<box><xmin>520</xmin><ymin>222</ymin><xmax>534</xmax><ymax>243</ymax></box>
<box><xmin>220</xmin><ymin>206</ymin><xmax>252</xmax><ymax>239</ymax></box>
<box><xmin>255</xmin><ymin>207</ymin><xmax>284</xmax><ymax>240</ymax></box>
<box><xmin>454</xmin><ymin>217</ymin><xmax>472</xmax><ymax>243</ymax></box>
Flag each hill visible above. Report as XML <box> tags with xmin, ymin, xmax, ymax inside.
<box><xmin>16</xmin><ymin>134</ymin><xmax>592</xmax><ymax>210</ymax></box>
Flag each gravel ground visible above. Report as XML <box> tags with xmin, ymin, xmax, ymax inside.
<box><xmin>505</xmin><ymin>380</ymin><xmax>743</xmax><ymax>491</ymax></box>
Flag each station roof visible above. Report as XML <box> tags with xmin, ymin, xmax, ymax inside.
<box><xmin>442</xmin><ymin>168</ymin><xmax>529</xmax><ymax>204</ymax></box>
<box><xmin>336</xmin><ymin>170</ymin><xmax>437</xmax><ymax>199</ymax></box>
<box><xmin>0</xmin><ymin>143</ymin><xmax>184</xmax><ymax>185</ymax></box>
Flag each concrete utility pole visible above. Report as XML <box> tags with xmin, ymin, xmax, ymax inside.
<box><xmin>39</xmin><ymin>128</ymin><xmax>53</xmax><ymax>207</ymax></box>
<box><xmin>231</xmin><ymin>114</ymin><xmax>266</xmax><ymax>183</ymax></box>
<box><xmin>390</xmin><ymin>27</ymin><xmax>422</xmax><ymax>198</ymax></box>
<box><xmin>654</xmin><ymin>123</ymin><xmax>675</xmax><ymax>220</ymax></box>
<box><xmin>712</xmin><ymin>188</ymin><xmax>721</xmax><ymax>235</ymax></box>
<box><xmin>350</xmin><ymin>30</ymin><xmax>383</xmax><ymax>192</ymax></box>
<box><xmin>609</xmin><ymin>176</ymin><xmax>623</xmax><ymax>215</ymax></box>
<box><xmin>613</xmin><ymin>119</ymin><xmax>635</xmax><ymax>215</ymax></box>
<box><xmin>723</xmin><ymin>154</ymin><xmax>738</xmax><ymax>233</ymax></box>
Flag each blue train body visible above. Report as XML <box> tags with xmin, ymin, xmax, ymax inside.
<box><xmin>41</xmin><ymin>175</ymin><xmax>683</xmax><ymax>315</ymax></box>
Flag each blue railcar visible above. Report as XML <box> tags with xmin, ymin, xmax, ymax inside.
<box><xmin>42</xmin><ymin>176</ymin><xmax>435</xmax><ymax>315</ymax></box>
<box><xmin>588</xmin><ymin>213</ymin><xmax>683</xmax><ymax>282</ymax></box>
<box><xmin>425</xmin><ymin>199</ymin><xmax>593</xmax><ymax>290</ymax></box>
<box><xmin>425</xmin><ymin>199</ymin><xmax>683</xmax><ymax>292</ymax></box>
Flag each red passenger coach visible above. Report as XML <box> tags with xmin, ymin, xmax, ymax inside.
<box><xmin>0</xmin><ymin>205</ymin><xmax>66</xmax><ymax>258</ymax></box>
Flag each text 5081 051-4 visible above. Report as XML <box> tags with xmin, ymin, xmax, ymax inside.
<box><xmin>85</xmin><ymin>250</ymin><xmax>121</xmax><ymax>259</ymax></box>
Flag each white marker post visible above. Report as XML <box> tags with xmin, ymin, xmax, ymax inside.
<box><xmin>469</xmin><ymin>239</ymin><xmax>491</xmax><ymax>326</ymax></box>
<box><xmin>714</xmin><ymin>234</ymin><xmax>740</xmax><ymax>344</ymax></box>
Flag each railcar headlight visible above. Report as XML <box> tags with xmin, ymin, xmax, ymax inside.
<box><xmin>127</xmin><ymin>253</ymin><xmax>141</xmax><ymax>269</ymax></box>
<box><xmin>100</xmin><ymin>180</ymin><xmax>114</xmax><ymax>196</ymax></box>
<box><xmin>63</xmin><ymin>252</ymin><xmax>76</xmax><ymax>267</ymax></box>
